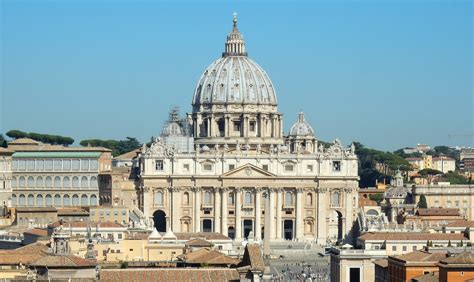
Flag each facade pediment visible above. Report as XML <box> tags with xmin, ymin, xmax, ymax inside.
<box><xmin>221</xmin><ymin>163</ymin><xmax>276</xmax><ymax>178</ymax></box>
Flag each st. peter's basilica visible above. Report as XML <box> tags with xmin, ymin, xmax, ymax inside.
<box><xmin>138</xmin><ymin>15</ymin><xmax>358</xmax><ymax>245</ymax></box>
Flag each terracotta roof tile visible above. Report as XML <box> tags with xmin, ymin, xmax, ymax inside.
<box><xmin>23</xmin><ymin>228</ymin><xmax>48</xmax><ymax>237</ymax></box>
<box><xmin>113</xmin><ymin>149</ymin><xmax>141</xmax><ymax>160</ymax></box>
<box><xmin>49</xmin><ymin>220</ymin><xmax>124</xmax><ymax>228</ymax></box>
<box><xmin>439</xmin><ymin>251</ymin><xmax>474</xmax><ymax>265</ymax></box>
<box><xmin>373</xmin><ymin>259</ymin><xmax>388</xmax><ymax>268</ymax></box>
<box><xmin>185</xmin><ymin>238</ymin><xmax>214</xmax><ymax>247</ymax></box>
<box><xmin>394</xmin><ymin>250</ymin><xmax>448</xmax><ymax>263</ymax></box>
<box><xmin>0</xmin><ymin>243</ymin><xmax>48</xmax><ymax>265</ymax></box>
<box><xmin>100</xmin><ymin>268</ymin><xmax>240</xmax><ymax>281</ymax></box>
<box><xmin>359</xmin><ymin>232</ymin><xmax>467</xmax><ymax>241</ymax></box>
<box><xmin>411</xmin><ymin>273</ymin><xmax>440</xmax><ymax>282</ymax></box>
<box><xmin>417</xmin><ymin>208</ymin><xmax>460</xmax><ymax>216</ymax></box>
<box><xmin>174</xmin><ymin>232</ymin><xmax>230</xmax><ymax>241</ymax></box>
<box><xmin>178</xmin><ymin>248</ymin><xmax>239</xmax><ymax>265</ymax></box>
<box><xmin>445</xmin><ymin>220</ymin><xmax>474</xmax><ymax>228</ymax></box>
<box><xmin>31</xmin><ymin>254</ymin><xmax>97</xmax><ymax>268</ymax></box>
<box><xmin>245</xmin><ymin>244</ymin><xmax>265</xmax><ymax>271</ymax></box>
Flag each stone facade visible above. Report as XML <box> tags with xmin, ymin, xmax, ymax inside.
<box><xmin>0</xmin><ymin>148</ymin><xmax>13</xmax><ymax>215</ymax></box>
<box><xmin>138</xmin><ymin>15</ymin><xmax>359</xmax><ymax>244</ymax></box>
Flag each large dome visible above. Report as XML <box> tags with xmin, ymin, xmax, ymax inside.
<box><xmin>192</xmin><ymin>14</ymin><xmax>277</xmax><ymax>108</ymax></box>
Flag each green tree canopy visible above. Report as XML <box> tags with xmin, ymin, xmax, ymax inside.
<box><xmin>354</xmin><ymin>142</ymin><xmax>411</xmax><ymax>188</ymax></box>
<box><xmin>418</xmin><ymin>194</ymin><xmax>428</xmax><ymax>208</ymax></box>
<box><xmin>5</xmin><ymin>130</ymin><xmax>74</xmax><ymax>146</ymax></box>
<box><xmin>418</xmin><ymin>168</ymin><xmax>443</xmax><ymax>176</ymax></box>
<box><xmin>0</xmin><ymin>134</ymin><xmax>7</xmax><ymax>148</ymax></box>
<box><xmin>80</xmin><ymin>137</ymin><xmax>142</xmax><ymax>157</ymax></box>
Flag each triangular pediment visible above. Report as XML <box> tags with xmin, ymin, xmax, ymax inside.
<box><xmin>221</xmin><ymin>163</ymin><xmax>276</xmax><ymax>178</ymax></box>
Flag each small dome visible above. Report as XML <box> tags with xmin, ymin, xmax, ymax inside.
<box><xmin>289</xmin><ymin>112</ymin><xmax>315</xmax><ymax>137</ymax></box>
<box><xmin>162</xmin><ymin>122</ymin><xmax>183</xmax><ymax>137</ymax></box>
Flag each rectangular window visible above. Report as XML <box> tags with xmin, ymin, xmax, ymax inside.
<box><xmin>19</xmin><ymin>160</ymin><xmax>26</xmax><ymax>171</ymax></box>
<box><xmin>203</xmin><ymin>164</ymin><xmax>212</xmax><ymax>171</ymax></box>
<box><xmin>183</xmin><ymin>164</ymin><xmax>190</xmax><ymax>172</ymax></box>
<box><xmin>413</xmin><ymin>246</ymin><xmax>417</xmax><ymax>251</ymax></box>
<box><xmin>228</xmin><ymin>164</ymin><xmax>235</xmax><ymax>171</ymax></box>
<box><xmin>63</xmin><ymin>159</ymin><xmax>71</xmax><ymax>171</ymax></box>
<box><xmin>249</xmin><ymin>121</ymin><xmax>256</xmax><ymax>131</ymax></box>
<box><xmin>155</xmin><ymin>160</ymin><xmax>164</xmax><ymax>171</ymax></box>
<box><xmin>27</xmin><ymin>160</ymin><xmax>35</xmax><ymax>171</ymax></box>
<box><xmin>392</xmin><ymin>246</ymin><xmax>397</xmax><ymax>251</ymax></box>
<box><xmin>307</xmin><ymin>165</ymin><xmax>313</xmax><ymax>172</ymax></box>
<box><xmin>233</xmin><ymin>121</ymin><xmax>241</xmax><ymax>132</ymax></box>
<box><xmin>118</xmin><ymin>234</ymin><xmax>122</xmax><ymax>239</ymax></box>
<box><xmin>229</xmin><ymin>210</ymin><xmax>234</xmax><ymax>215</ymax></box>
<box><xmin>332</xmin><ymin>161</ymin><xmax>341</xmax><ymax>172</ymax></box>
<box><xmin>402</xmin><ymin>246</ymin><xmax>407</xmax><ymax>251</ymax></box>
<box><xmin>129</xmin><ymin>249</ymin><xmax>133</xmax><ymax>251</ymax></box>
<box><xmin>204</xmin><ymin>210</ymin><xmax>211</xmax><ymax>215</ymax></box>
<box><xmin>284</xmin><ymin>164</ymin><xmax>294</xmax><ymax>172</ymax></box>
<box><xmin>262</xmin><ymin>164</ymin><xmax>269</xmax><ymax>171</ymax></box>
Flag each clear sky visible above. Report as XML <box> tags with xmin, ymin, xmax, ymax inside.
<box><xmin>1</xmin><ymin>0</ymin><xmax>472</xmax><ymax>151</ymax></box>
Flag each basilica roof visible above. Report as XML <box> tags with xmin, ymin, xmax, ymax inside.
<box><xmin>289</xmin><ymin>112</ymin><xmax>315</xmax><ymax>137</ymax></box>
<box><xmin>192</xmin><ymin>14</ymin><xmax>277</xmax><ymax>108</ymax></box>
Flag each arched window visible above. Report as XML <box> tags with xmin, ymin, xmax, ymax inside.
<box><xmin>11</xmin><ymin>194</ymin><xmax>17</xmax><ymax>206</ymax></box>
<box><xmin>19</xmin><ymin>177</ymin><xmax>25</xmax><ymax>188</ymax></box>
<box><xmin>27</xmin><ymin>176</ymin><xmax>34</xmax><ymax>188</ymax></box>
<box><xmin>19</xmin><ymin>194</ymin><xmax>26</xmax><ymax>206</ymax></box>
<box><xmin>27</xmin><ymin>194</ymin><xmax>34</xmax><ymax>206</ymax></box>
<box><xmin>90</xmin><ymin>195</ymin><xmax>97</xmax><ymax>206</ymax></box>
<box><xmin>81</xmin><ymin>194</ymin><xmax>88</xmax><ymax>205</ymax></box>
<box><xmin>36</xmin><ymin>176</ymin><xmax>43</xmax><ymax>188</ymax></box>
<box><xmin>54</xmin><ymin>195</ymin><xmax>61</xmax><ymax>206</ymax></box>
<box><xmin>90</xmin><ymin>176</ymin><xmax>97</xmax><ymax>188</ymax></box>
<box><xmin>331</xmin><ymin>192</ymin><xmax>340</xmax><ymax>207</ymax></box>
<box><xmin>204</xmin><ymin>191</ymin><xmax>212</xmax><ymax>205</ymax></box>
<box><xmin>72</xmin><ymin>177</ymin><xmax>79</xmax><ymax>188</ymax></box>
<box><xmin>36</xmin><ymin>195</ymin><xmax>44</xmax><ymax>206</ymax></box>
<box><xmin>285</xmin><ymin>191</ymin><xmax>293</xmax><ymax>206</ymax></box>
<box><xmin>72</xmin><ymin>194</ymin><xmax>79</xmax><ymax>206</ymax></box>
<box><xmin>245</xmin><ymin>192</ymin><xmax>252</xmax><ymax>204</ymax></box>
<box><xmin>45</xmin><ymin>176</ymin><xmax>52</xmax><ymax>188</ymax></box>
<box><xmin>54</xmin><ymin>176</ymin><xmax>61</xmax><ymax>188</ymax></box>
<box><xmin>63</xmin><ymin>195</ymin><xmax>70</xmax><ymax>206</ymax></box>
<box><xmin>45</xmin><ymin>195</ymin><xmax>52</xmax><ymax>206</ymax></box>
<box><xmin>11</xmin><ymin>177</ymin><xmax>17</xmax><ymax>188</ymax></box>
<box><xmin>63</xmin><ymin>176</ymin><xmax>70</xmax><ymax>188</ymax></box>
<box><xmin>183</xmin><ymin>192</ymin><xmax>190</xmax><ymax>205</ymax></box>
<box><xmin>155</xmin><ymin>191</ymin><xmax>163</xmax><ymax>206</ymax></box>
<box><xmin>81</xmin><ymin>176</ymin><xmax>88</xmax><ymax>188</ymax></box>
<box><xmin>306</xmin><ymin>193</ymin><xmax>313</xmax><ymax>206</ymax></box>
<box><xmin>228</xmin><ymin>192</ymin><xmax>235</xmax><ymax>205</ymax></box>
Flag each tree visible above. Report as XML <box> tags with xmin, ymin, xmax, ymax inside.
<box><xmin>80</xmin><ymin>137</ymin><xmax>142</xmax><ymax>157</ymax></box>
<box><xmin>369</xmin><ymin>193</ymin><xmax>383</xmax><ymax>204</ymax></box>
<box><xmin>5</xmin><ymin>130</ymin><xmax>74</xmax><ymax>146</ymax></box>
<box><xmin>6</xmin><ymin>130</ymin><xmax>28</xmax><ymax>139</ymax></box>
<box><xmin>0</xmin><ymin>134</ymin><xmax>7</xmax><ymax>148</ymax></box>
<box><xmin>418</xmin><ymin>195</ymin><xmax>427</xmax><ymax>208</ymax></box>
<box><xmin>419</xmin><ymin>168</ymin><xmax>443</xmax><ymax>176</ymax></box>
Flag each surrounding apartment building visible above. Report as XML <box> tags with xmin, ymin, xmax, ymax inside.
<box><xmin>0</xmin><ymin>148</ymin><xmax>13</xmax><ymax>215</ymax></box>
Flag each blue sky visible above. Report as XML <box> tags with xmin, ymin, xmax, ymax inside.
<box><xmin>1</xmin><ymin>0</ymin><xmax>472</xmax><ymax>151</ymax></box>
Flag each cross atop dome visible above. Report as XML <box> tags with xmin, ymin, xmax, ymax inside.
<box><xmin>223</xmin><ymin>12</ymin><xmax>247</xmax><ymax>57</ymax></box>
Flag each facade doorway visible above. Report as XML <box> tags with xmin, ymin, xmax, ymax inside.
<box><xmin>284</xmin><ymin>219</ymin><xmax>294</xmax><ymax>240</ymax></box>
<box><xmin>228</xmin><ymin>226</ymin><xmax>236</xmax><ymax>239</ymax></box>
<box><xmin>153</xmin><ymin>210</ymin><xmax>166</xmax><ymax>232</ymax></box>
<box><xmin>243</xmin><ymin>219</ymin><xmax>253</xmax><ymax>238</ymax></box>
<box><xmin>202</xmin><ymin>219</ymin><xmax>213</xmax><ymax>232</ymax></box>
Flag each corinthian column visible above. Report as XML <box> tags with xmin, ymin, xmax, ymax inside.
<box><xmin>214</xmin><ymin>188</ymin><xmax>221</xmax><ymax>233</ymax></box>
<box><xmin>295</xmin><ymin>188</ymin><xmax>304</xmax><ymax>240</ymax></box>
<box><xmin>142</xmin><ymin>186</ymin><xmax>151</xmax><ymax>218</ymax></box>
<box><xmin>276</xmin><ymin>188</ymin><xmax>282</xmax><ymax>239</ymax></box>
<box><xmin>170</xmin><ymin>187</ymin><xmax>181</xmax><ymax>232</ymax></box>
<box><xmin>235</xmin><ymin>188</ymin><xmax>242</xmax><ymax>240</ymax></box>
<box><xmin>268</xmin><ymin>188</ymin><xmax>276</xmax><ymax>239</ymax></box>
<box><xmin>255</xmin><ymin>188</ymin><xmax>262</xmax><ymax>240</ymax></box>
<box><xmin>193</xmin><ymin>187</ymin><xmax>201</xmax><ymax>232</ymax></box>
<box><xmin>317</xmin><ymin>187</ymin><xmax>327</xmax><ymax>245</ymax></box>
<box><xmin>221</xmin><ymin>188</ymin><xmax>228</xmax><ymax>235</ymax></box>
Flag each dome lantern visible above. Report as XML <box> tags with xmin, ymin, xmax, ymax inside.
<box><xmin>223</xmin><ymin>12</ymin><xmax>247</xmax><ymax>57</ymax></box>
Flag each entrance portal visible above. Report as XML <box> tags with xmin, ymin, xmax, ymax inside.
<box><xmin>153</xmin><ymin>210</ymin><xmax>166</xmax><ymax>232</ymax></box>
<box><xmin>243</xmin><ymin>219</ymin><xmax>253</xmax><ymax>238</ymax></box>
<box><xmin>284</xmin><ymin>220</ymin><xmax>294</xmax><ymax>240</ymax></box>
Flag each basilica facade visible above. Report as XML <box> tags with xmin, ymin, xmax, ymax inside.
<box><xmin>138</xmin><ymin>15</ymin><xmax>359</xmax><ymax>244</ymax></box>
